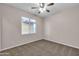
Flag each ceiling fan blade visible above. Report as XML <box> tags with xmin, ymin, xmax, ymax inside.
<box><xmin>47</xmin><ymin>3</ymin><xmax>54</xmax><ymax>6</ymax></box>
<box><xmin>31</xmin><ymin>7</ymin><xmax>38</xmax><ymax>9</ymax></box>
<box><xmin>46</xmin><ymin>10</ymin><xmax>50</xmax><ymax>12</ymax></box>
<box><xmin>38</xmin><ymin>11</ymin><xmax>40</xmax><ymax>14</ymax></box>
<box><xmin>41</xmin><ymin>3</ymin><xmax>45</xmax><ymax>8</ymax></box>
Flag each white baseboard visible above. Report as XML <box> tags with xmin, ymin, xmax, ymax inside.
<box><xmin>45</xmin><ymin>39</ymin><xmax>79</xmax><ymax>49</ymax></box>
<box><xmin>0</xmin><ymin>39</ymin><xmax>41</xmax><ymax>52</ymax></box>
<box><xmin>1</xmin><ymin>38</ymin><xmax>79</xmax><ymax>52</ymax></box>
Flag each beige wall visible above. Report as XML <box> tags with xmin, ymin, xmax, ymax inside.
<box><xmin>45</xmin><ymin>7</ymin><xmax>79</xmax><ymax>49</ymax></box>
<box><xmin>0</xmin><ymin>4</ymin><xmax>44</xmax><ymax>51</ymax></box>
<box><xmin>1</xmin><ymin>3</ymin><xmax>79</xmax><ymax>51</ymax></box>
<box><xmin>0</xmin><ymin>6</ymin><xmax>2</xmax><ymax>50</ymax></box>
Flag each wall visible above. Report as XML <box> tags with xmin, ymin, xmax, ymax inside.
<box><xmin>1</xmin><ymin>4</ymin><xmax>44</xmax><ymax>51</ymax></box>
<box><xmin>45</xmin><ymin>7</ymin><xmax>79</xmax><ymax>49</ymax></box>
<box><xmin>0</xmin><ymin>6</ymin><xmax>2</xmax><ymax>50</ymax></box>
<box><xmin>1</xmin><ymin>3</ymin><xmax>79</xmax><ymax>51</ymax></box>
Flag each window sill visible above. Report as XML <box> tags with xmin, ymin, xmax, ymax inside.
<box><xmin>21</xmin><ymin>32</ymin><xmax>36</xmax><ymax>35</ymax></box>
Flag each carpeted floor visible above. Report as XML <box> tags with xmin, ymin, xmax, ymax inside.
<box><xmin>0</xmin><ymin>39</ymin><xmax>79</xmax><ymax>56</ymax></box>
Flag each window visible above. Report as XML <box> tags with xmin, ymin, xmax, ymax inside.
<box><xmin>21</xmin><ymin>17</ymin><xmax>36</xmax><ymax>35</ymax></box>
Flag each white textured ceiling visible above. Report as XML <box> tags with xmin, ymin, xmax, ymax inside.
<box><xmin>7</xmin><ymin>3</ymin><xmax>79</xmax><ymax>19</ymax></box>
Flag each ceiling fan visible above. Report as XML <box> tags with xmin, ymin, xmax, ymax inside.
<box><xmin>31</xmin><ymin>3</ymin><xmax>54</xmax><ymax>14</ymax></box>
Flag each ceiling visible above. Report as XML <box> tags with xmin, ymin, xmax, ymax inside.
<box><xmin>6</xmin><ymin>3</ymin><xmax>79</xmax><ymax>19</ymax></box>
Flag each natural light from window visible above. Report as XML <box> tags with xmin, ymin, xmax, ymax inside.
<box><xmin>21</xmin><ymin>17</ymin><xmax>36</xmax><ymax>35</ymax></box>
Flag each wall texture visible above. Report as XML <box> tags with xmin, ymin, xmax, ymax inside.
<box><xmin>45</xmin><ymin>7</ymin><xmax>79</xmax><ymax>49</ymax></box>
<box><xmin>0</xmin><ymin>4</ymin><xmax>44</xmax><ymax>51</ymax></box>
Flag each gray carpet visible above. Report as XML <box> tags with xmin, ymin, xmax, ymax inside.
<box><xmin>0</xmin><ymin>39</ymin><xmax>79</xmax><ymax>56</ymax></box>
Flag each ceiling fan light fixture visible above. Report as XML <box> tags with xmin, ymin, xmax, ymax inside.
<box><xmin>32</xmin><ymin>3</ymin><xmax>54</xmax><ymax>14</ymax></box>
<box><xmin>39</xmin><ymin>8</ymin><xmax>44</xmax><ymax>13</ymax></box>
<box><xmin>39</xmin><ymin>4</ymin><xmax>47</xmax><ymax>13</ymax></box>
<box><xmin>40</xmin><ymin>3</ymin><xmax>43</xmax><ymax>7</ymax></box>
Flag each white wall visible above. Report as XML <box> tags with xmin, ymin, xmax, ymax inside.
<box><xmin>45</xmin><ymin>7</ymin><xmax>79</xmax><ymax>49</ymax></box>
<box><xmin>0</xmin><ymin>4</ymin><xmax>44</xmax><ymax>51</ymax></box>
